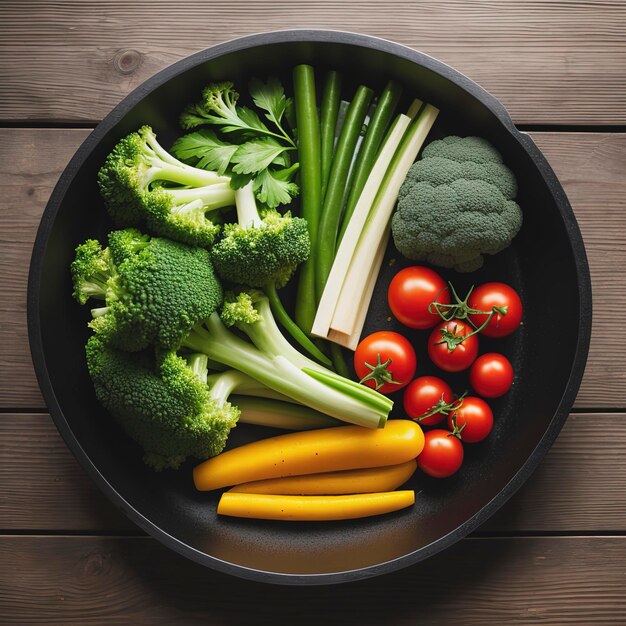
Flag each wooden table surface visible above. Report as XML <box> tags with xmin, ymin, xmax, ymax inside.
<box><xmin>2</xmin><ymin>1</ymin><xmax>626</xmax><ymax>623</ymax></box>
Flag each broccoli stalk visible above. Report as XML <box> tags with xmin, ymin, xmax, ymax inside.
<box><xmin>98</xmin><ymin>125</ymin><xmax>235</xmax><ymax>247</ymax></box>
<box><xmin>181</xmin><ymin>291</ymin><xmax>392</xmax><ymax>428</ymax></box>
<box><xmin>210</xmin><ymin>182</ymin><xmax>332</xmax><ymax>366</ymax></box>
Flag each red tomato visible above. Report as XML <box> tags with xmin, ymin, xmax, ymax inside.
<box><xmin>403</xmin><ymin>376</ymin><xmax>454</xmax><ymax>425</ymax></box>
<box><xmin>354</xmin><ymin>331</ymin><xmax>417</xmax><ymax>395</ymax></box>
<box><xmin>417</xmin><ymin>429</ymin><xmax>464</xmax><ymax>478</ymax></box>
<box><xmin>427</xmin><ymin>320</ymin><xmax>479</xmax><ymax>372</ymax></box>
<box><xmin>448</xmin><ymin>396</ymin><xmax>493</xmax><ymax>443</ymax></box>
<box><xmin>388</xmin><ymin>266</ymin><xmax>450</xmax><ymax>329</ymax></box>
<box><xmin>468</xmin><ymin>282</ymin><xmax>522</xmax><ymax>338</ymax></box>
<box><xmin>470</xmin><ymin>353</ymin><xmax>514</xmax><ymax>398</ymax></box>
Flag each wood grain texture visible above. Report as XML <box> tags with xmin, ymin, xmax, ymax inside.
<box><xmin>0</xmin><ymin>535</ymin><xmax>625</xmax><ymax>624</ymax></box>
<box><xmin>1</xmin><ymin>412</ymin><xmax>624</xmax><ymax>532</ymax></box>
<box><xmin>1</xmin><ymin>129</ymin><xmax>623</xmax><ymax>408</ymax></box>
<box><xmin>1</xmin><ymin>0</ymin><xmax>625</xmax><ymax>124</ymax></box>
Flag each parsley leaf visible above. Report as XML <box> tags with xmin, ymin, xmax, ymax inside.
<box><xmin>231</xmin><ymin>139</ymin><xmax>294</xmax><ymax>175</ymax></box>
<box><xmin>170</xmin><ymin>130</ymin><xmax>238</xmax><ymax>175</ymax></box>
<box><xmin>253</xmin><ymin>164</ymin><xmax>300</xmax><ymax>208</ymax></box>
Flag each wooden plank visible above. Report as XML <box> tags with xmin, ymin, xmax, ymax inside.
<box><xmin>0</xmin><ymin>129</ymin><xmax>623</xmax><ymax>408</ymax></box>
<box><xmin>0</xmin><ymin>535</ymin><xmax>624</xmax><ymax>623</ymax></box>
<box><xmin>0</xmin><ymin>1</ymin><xmax>625</xmax><ymax>124</ymax></box>
<box><xmin>1</xmin><ymin>412</ymin><xmax>624</xmax><ymax>532</ymax></box>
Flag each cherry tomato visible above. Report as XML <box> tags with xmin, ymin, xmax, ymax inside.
<box><xmin>417</xmin><ymin>429</ymin><xmax>464</xmax><ymax>478</ymax></box>
<box><xmin>448</xmin><ymin>396</ymin><xmax>493</xmax><ymax>443</ymax></box>
<box><xmin>354</xmin><ymin>331</ymin><xmax>417</xmax><ymax>395</ymax></box>
<box><xmin>470</xmin><ymin>353</ymin><xmax>514</xmax><ymax>398</ymax></box>
<box><xmin>388</xmin><ymin>266</ymin><xmax>450</xmax><ymax>329</ymax></box>
<box><xmin>427</xmin><ymin>320</ymin><xmax>479</xmax><ymax>372</ymax></box>
<box><xmin>403</xmin><ymin>376</ymin><xmax>454</xmax><ymax>425</ymax></box>
<box><xmin>468</xmin><ymin>282</ymin><xmax>522</xmax><ymax>338</ymax></box>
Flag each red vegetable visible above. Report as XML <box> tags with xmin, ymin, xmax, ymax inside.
<box><xmin>354</xmin><ymin>331</ymin><xmax>417</xmax><ymax>394</ymax></box>
<box><xmin>448</xmin><ymin>397</ymin><xmax>493</xmax><ymax>443</ymax></box>
<box><xmin>427</xmin><ymin>319</ymin><xmax>479</xmax><ymax>372</ymax></box>
<box><xmin>417</xmin><ymin>429</ymin><xmax>464</xmax><ymax>478</ymax></box>
<box><xmin>403</xmin><ymin>376</ymin><xmax>454</xmax><ymax>425</ymax></box>
<box><xmin>470</xmin><ymin>353</ymin><xmax>514</xmax><ymax>398</ymax></box>
<box><xmin>468</xmin><ymin>282</ymin><xmax>522</xmax><ymax>338</ymax></box>
<box><xmin>388</xmin><ymin>266</ymin><xmax>450</xmax><ymax>329</ymax></box>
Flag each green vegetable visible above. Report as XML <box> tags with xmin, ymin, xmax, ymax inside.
<box><xmin>182</xmin><ymin>290</ymin><xmax>393</xmax><ymax>429</ymax></box>
<box><xmin>292</xmin><ymin>64</ymin><xmax>322</xmax><ymax>334</ymax></box>
<box><xmin>320</xmin><ymin>71</ymin><xmax>342</xmax><ymax>197</ymax></box>
<box><xmin>315</xmin><ymin>85</ymin><xmax>374</xmax><ymax>299</ymax></box>
<box><xmin>85</xmin><ymin>340</ymin><xmax>336</xmax><ymax>470</ymax></box>
<box><xmin>71</xmin><ymin>229</ymin><xmax>222</xmax><ymax>351</ymax></box>
<box><xmin>338</xmin><ymin>80</ymin><xmax>402</xmax><ymax>242</ymax></box>
<box><xmin>391</xmin><ymin>135</ymin><xmax>523</xmax><ymax>272</ymax></box>
<box><xmin>174</xmin><ymin>80</ymin><xmax>299</xmax><ymax>209</ymax></box>
<box><xmin>98</xmin><ymin>126</ymin><xmax>234</xmax><ymax>248</ymax></box>
<box><xmin>210</xmin><ymin>183</ymin><xmax>331</xmax><ymax>366</ymax></box>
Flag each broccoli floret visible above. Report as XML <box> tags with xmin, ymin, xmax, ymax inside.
<box><xmin>71</xmin><ymin>228</ymin><xmax>222</xmax><ymax>351</ymax></box>
<box><xmin>98</xmin><ymin>125</ymin><xmax>235</xmax><ymax>247</ymax></box>
<box><xmin>391</xmin><ymin>135</ymin><xmax>523</xmax><ymax>272</ymax></box>
<box><xmin>86</xmin><ymin>336</ymin><xmax>238</xmax><ymax>470</ymax></box>
<box><xmin>210</xmin><ymin>183</ymin><xmax>330</xmax><ymax>365</ymax></box>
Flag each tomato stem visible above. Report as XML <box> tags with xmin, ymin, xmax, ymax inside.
<box><xmin>359</xmin><ymin>353</ymin><xmax>402</xmax><ymax>391</ymax></box>
<box><xmin>448</xmin><ymin>413</ymin><xmax>466</xmax><ymax>440</ymax></box>
<box><xmin>415</xmin><ymin>392</ymin><xmax>466</xmax><ymax>423</ymax></box>
<box><xmin>434</xmin><ymin>308</ymin><xmax>497</xmax><ymax>351</ymax></box>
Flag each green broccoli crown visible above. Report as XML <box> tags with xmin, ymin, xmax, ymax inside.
<box><xmin>180</xmin><ymin>82</ymin><xmax>239</xmax><ymax>131</ymax></box>
<box><xmin>220</xmin><ymin>290</ymin><xmax>264</xmax><ymax>328</ymax></box>
<box><xmin>210</xmin><ymin>211</ymin><xmax>310</xmax><ymax>288</ymax></box>
<box><xmin>72</xmin><ymin>228</ymin><xmax>223</xmax><ymax>351</ymax></box>
<box><xmin>391</xmin><ymin>135</ymin><xmax>523</xmax><ymax>272</ymax></box>
<box><xmin>86</xmin><ymin>336</ymin><xmax>238</xmax><ymax>470</ymax></box>
<box><xmin>71</xmin><ymin>239</ymin><xmax>118</xmax><ymax>305</ymax></box>
<box><xmin>98</xmin><ymin>125</ymin><xmax>234</xmax><ymax>248</ymax></box>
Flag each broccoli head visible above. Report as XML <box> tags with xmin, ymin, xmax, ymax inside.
<box><xmin>391</xmin><ymin>135</ymin><xmax>523</xmax><ymax>272</ymax></box>
<box><xmin>72</xmin><ymin>228</ymin><xmax>223</xmax><ymax>351</ymax></box>
<box><xmin>86</xmin><ymin>336</ymin><xmax>238</xmax><ymax>470</ymax></box>
<box><xmin>98</xmin><ymin>125</ymin><xmax>235</xmax><ymax>247</ymax></box>
<box><xmin>211</xmin><ymin>209</ymin><xmax>309</xmax><ymax>288</ymax></box>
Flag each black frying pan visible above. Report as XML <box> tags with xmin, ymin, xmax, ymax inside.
<box><xmin>27</xmin><ymin>30</ymin><xmax>592</xmax><ymax>585</ymax></box>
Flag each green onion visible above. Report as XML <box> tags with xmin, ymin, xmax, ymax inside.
<box><xmin>320</xmin><ymin>71</ymin><xmax>342</xmax><ymax>198</ymax></box>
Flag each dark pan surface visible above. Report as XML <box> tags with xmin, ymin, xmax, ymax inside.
<box><xmin>28</xmin><ymin>30</ymin><xmax>592</xmax><ymax>585</ymax></box>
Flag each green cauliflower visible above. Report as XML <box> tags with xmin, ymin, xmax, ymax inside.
<box><xmin>71</xmin><ymin>228</ymin><xmax>222</xmax><ymax>351</ymax></box>
<box><xmin>391</xmin><ymin>135</ymin><xmax>523</xmax><ymax>272</ymax></box>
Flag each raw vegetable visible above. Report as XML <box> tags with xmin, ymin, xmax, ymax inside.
<box><xmin>330</xmin><ymin>102</ymin><xmax>440</xmax><ymax>336</ymax></box>
<box><xmin>316</xmin><ymin>84</ymin><xmax>374</xmax><ymax>299</ymax></box>
<box><xmin>217</xmin><ymin>490</ymin><xmax>416</xmax><ymax>521</ymax></box>
<box><xmin>292</xmin><ymin>65</ymin><xmax>322</xmax><ymax>334</ymax></box>
<box><xmin>210</xmin><ymin>182</ymin><xmax>330</xmax><ymax>365</ymax></box>
<box><xmin>71</xmin><ymin>228</ymin><xmax>222</xmax><ymax>351</ymax></box>
<box><xmin>417</xmin><ymin>429</ymin><xmax>464</xmax><ymax>478</ymax></box>
<box><xmin>388</xmin><ymin>265</ymin><xmax>450</xmax><ymax>329</ymax></box>
<box><xmin>193</xmin><ymin>419</ymin><xmax>424</xmax><ymax>491</ymax></box>
<box><xmin>311</xmin><ymin>115</ymin><xmax>412</xmax><ymax>340</ymax></box>
<box><xmin>319</xmin><ymin>70</ymin><xmax>342</xmax><ymax>197</ymax></box>
<box><xmin>403</xmin><ymin>376</ymin><xmax>455</xmax><ymax>426</ymax></box>
<box><xmin>229</xmin><ymin>460</ymin><xmax>417</xmax><ymax>494</ymax></box>
<box><xmin>391</xmin><ymin>135</ymin><xmax>523</xmax><ymax>272</ymax></box>
<box><xmin>183</xmin><ymin>290</ymin><xmax>393</xmax><ymax>430</ymax></box>
<box><xmin>428</xmin><ymin>319</ymin><xmax>479</xmax><ymax>372</ymax></box>
<box><xmin>98</xmin><ymin>126</ymin><xmax>233</xmax><ymax>247</ymax></box>
<box><xmin>467</xmin><ymin>282</ymin><xmax>523</xmax><ymax>338</ymax></box>
<box><xmin>85</xmin><ymin>340</ymin><xmax>337</xmax><ymax>470</ymax></box>
<box><xmin>448</xmin><ymin>397</ymin><xmax>494</xmax><ymax>443</ymax></box>
<box><xmin>354</xmin><ymin>331</ymin><xmax>417</xmax><ymax>394</ymax></box>
<box><xmin>338</xmin><ymin>80</ymin><xmax>403</xmax><ymax>242</ymax></box>
<box><xmin>174</xmin><ymin>79</ymin><xmax>299</xmax><ymax>209</ymax></box>
<box><xmin>469</xmin><ymin>353</ymin><xmax>514</xmax><ymax>398</ymax></box>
